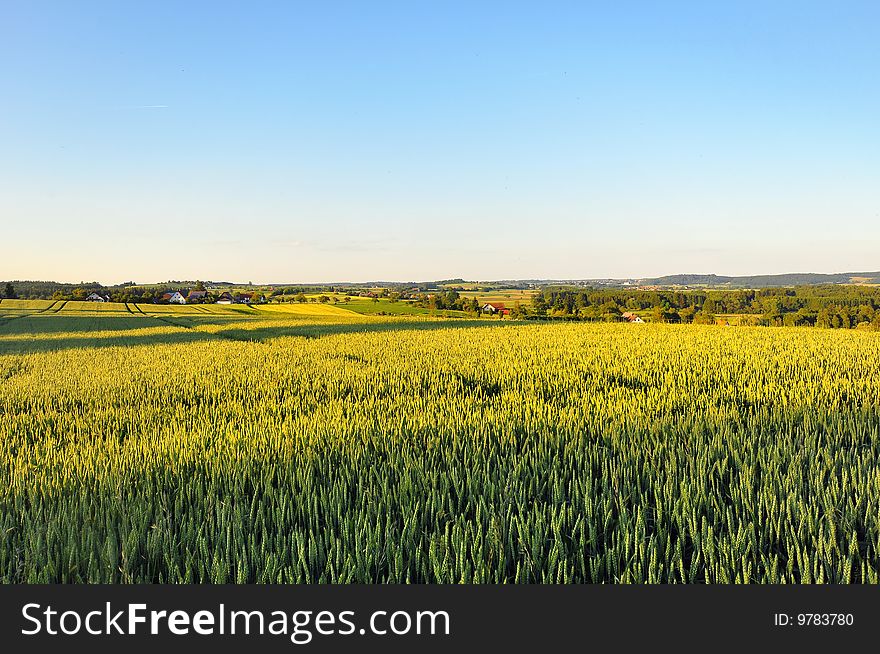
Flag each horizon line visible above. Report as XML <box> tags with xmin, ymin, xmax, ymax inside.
<box><xmin>3</xmin><ymin>268</ymin><xmax>879</xmax><ymax>287</ymax></box>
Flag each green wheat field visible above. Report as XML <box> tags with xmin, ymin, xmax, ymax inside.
<box><xmin>1</xmin><ymin>299</ymin><xmax>878</xmax><ymax>582</ymax></box>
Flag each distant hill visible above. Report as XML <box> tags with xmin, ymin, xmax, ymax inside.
<box><xmin>5</xmin><ymin>271</ymin><xmax>880</xmax><ymax>297</ymax></box>
<box><xmin>636</xmin><ymin>272</ymin><xmax>880</xmax><ymax>288</ymax></box>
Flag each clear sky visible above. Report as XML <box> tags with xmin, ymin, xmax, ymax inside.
<box><xmin>2</xmin><ymin>1</ymin><xmax>878</xmax><ymax>283</ymax></box>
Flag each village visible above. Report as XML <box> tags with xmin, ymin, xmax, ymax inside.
<box><xmin>84</xmin><ymin>289</ymin><xmax>268</xmax><ymax>305</ymax></box>
<box><xmin>82</xmin><ymin>288</ymin><xmax>523</xmax><ymax>318</ymax></box>
<box><xmin>76</xmin><ymin>289</ymin><xmax>655</xmax><ymax>323</ymax></box>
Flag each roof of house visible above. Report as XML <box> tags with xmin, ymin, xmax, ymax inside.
<box><xmin>483</xmin><ymin>302</ymin><xmax>506</xmax><ymax>309</ymax></box>
<box><xmin>188</xmin><ymin>290</ymin><xmax>207</xmax><ymax>298</ymax></box>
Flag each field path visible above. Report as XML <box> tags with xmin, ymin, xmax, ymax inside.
<box><xmin>39</xmin><ymin>301</ymin><xmax>59</xmax><ymax>314</ymax></box>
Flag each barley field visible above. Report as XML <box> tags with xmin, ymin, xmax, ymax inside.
<box><xmin>0</xmin><ymin>307</ymin><xmax>878</xmax><ymax>583</ymax></box>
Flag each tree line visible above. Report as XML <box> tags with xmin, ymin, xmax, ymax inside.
<box><xmin>530</xmin><ymin>286</ymin><xmax>880</xmax><ymax>329</ymax></box>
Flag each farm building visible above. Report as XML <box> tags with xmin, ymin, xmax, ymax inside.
<box><xmin>482</xmin><ymin>302</ymin><xmax>511</xmax><ymax>317</ymax></box>
<box><xmin>236</xmin><ymin>292</ymin><xmax>267</xmax><ymax>304</ymax></box>
<box><xmin>216</xmin><ymin>292</ymin><xmax>234</xmax><ymax>304</ymax></box>
<box><xmin>622</xmin><ymin>311</ymin><xmax>645</xmax><ymax>323</ymax></box>
<box><xmin>481</xmin><ymin>302</ymin><xmax>506</xmax><ymax>314</ymax></box>
<box><xmin>162</xmin><ymin>292</ymin><xmax>187</xmax><ymax>304</ymax></box>
<box><xmin>187</xmin><ymin>290</ymin><xmax>208</xmax><ymax>303</ymax></box>
<box><xmin>85</xmin><ymin>293</ymin><xmax>109</xmax><ymax>302</ymax></box>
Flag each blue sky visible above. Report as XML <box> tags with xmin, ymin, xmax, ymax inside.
<box><xmin>2</xmin><ymin>1</ymin><xmax>878</xmax><ymax>283</ymax></box>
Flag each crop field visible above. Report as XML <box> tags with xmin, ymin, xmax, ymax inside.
<box><xmin>58</xmin><ymin>300</ymin><xmax>131</xmax><ymax>313</ymax></box>
<box><xmin>339</xmin><ymin>298</ymin><xmax>468</xmax><ymax>317</ymax></box>
<box><xmin>1</xmin><ymin>313</ymin><xmax>879</xmax><ymax>583</ymax></box>
<box><xmin>265</xmin><ymin>297</ymin><xmax>469</xmax><ymax>318</ymax></box>
<box><xmin>134</xmin><ymin>303</ymin><xmax>242</xmax><ymax>315</ymax></box>
<box><xmin>459</xmin><ymin>289</ymin><xmax>536</xmax><ymax>304</ymax></box>
<box><xmin>254</xmin><ymin>303</ymin><xmax>364</xmax><ymax>318</ymax></box>
<box><xmin>0</xmin><ymin>299</ymin><xmax>57</xmax><ymax>311</ymax></box>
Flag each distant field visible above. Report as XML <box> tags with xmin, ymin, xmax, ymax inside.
<box><xmin>340</xmin><ymin>298</ymin><xmax>467</xmax><ymax>317</ymax></box>
<box><xmin>60</xmin><ymin>300</ymin><xmax>131</xmax><ymax>313</ymax></box>
<box><xmin>459</xmin><ymin>289</ymin><xmax>535</xmax><ymax>305</ymax></box>
<box><xmin>136</xmin><ymin>303</ymin><xmax>253</xmax><ymax>316</ymax></box>
<box><xmin>196</xmin><ymin>304</ymin><xmax>258</xmax><ymax>314</ymax></box>
<box><xmin>0</xmin><ymin>299</ymin><xmax>56</xmax><ymax>311</ymax></box>
<box><xmin>848</xmin><ymin>278</ymin><xmax>880</xmax><ymax>285</ymax></box>
<box><xmin>269</xmin><ymin>297</ymin><xmax>469</xmax><ymax>318</ymax></box>
<box><xmin>133</xmin><ymin>303</ymin><xmax>205</xmax><ymax>315</ymax></box>
<box><xmin>254</xmin><ymin>303</ymin><xmax>361</xmax><ymax>318</ymax></box>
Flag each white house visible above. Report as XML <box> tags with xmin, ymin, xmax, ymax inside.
<box><xmin>85</xmin><ymin>293</ymin><xmax>108</xmax><ymax>302</ymax></box>
<box><xmin>162</xmin><ymin>292</ymin><xmax>187</xmax><ymax>304</ymax></box>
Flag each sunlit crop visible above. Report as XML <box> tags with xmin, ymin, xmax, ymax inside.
<box><xmin>1</xmin><ymin>311</ymin><xmax>878</xmax><ymax>583</ymax></box>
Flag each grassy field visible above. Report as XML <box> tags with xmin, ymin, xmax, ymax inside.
<box><xmin>1</xmin><ymin>311</ymin><xmax>879</xmax><ymax>583</ymax></box>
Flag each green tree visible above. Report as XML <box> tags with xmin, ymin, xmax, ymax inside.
<box><xmin>702</xmin><ymin>297</ymin><xmax>716</xmax><ymax>314</ymax></box>
<box><xmin>3</xmin><ymin>282</ymin><xmax>15</xmax><ymax>299</ymax></box>
<box><xmin>652</xmin><ymin>306</ymin><xmax>680</xmax><ymax>323</ymax></box>
<box><xmin>599</xmin><ymin>301</ymin><xmax>621</xmax><ymax>321</ymax></box>
<box><xmin>679</xmin><ymin>306</ymin><xmax>698</xmax><ymax>323</ymax></box>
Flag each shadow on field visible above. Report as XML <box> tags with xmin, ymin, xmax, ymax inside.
<box><xmin>214</xmin><ymin>318</ymin><xmax>518</xmax><ymax>342</ymax></box>
<box><xmin>0</xmin><ymin>329</ymin><xmax>218</xmax><ymax>355</ymax></box>
<box><xmin>0</xmin><ymin>315</ymin><xmax>160</xmax><ymax>335</ymax></box>
<box><xmin>0</xmin><ymin>315</ymin><xmax>522</xmax><ymax>354</ymax></box>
